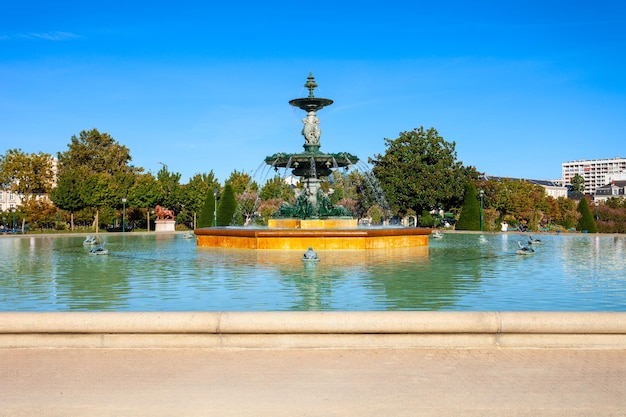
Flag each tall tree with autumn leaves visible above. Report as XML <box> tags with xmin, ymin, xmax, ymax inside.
<box><xmin>0</xmin><ymin>149</ymin><xmax>56</xmax><ymax>232</ymax></box>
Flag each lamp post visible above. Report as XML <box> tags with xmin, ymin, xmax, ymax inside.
<box><xmin>479</xmin><ymin>189</ymin><xmax>484</xmax><ymax>232</ymax></box>
<box><xmin>213</xmin><ymin>188</ymin><xmax>218</xmax><ymax>227</ymax></box>
<box><xmin>11</xmin><ymin>207</ymin><xmax>16</xmax><ymax>232</ymax></box>
<box><xmin>122</xmin><ymin>198</ymin><xmax>127</xmax><ymax>233</ymax></box>
<box><xmin>595</xmin><ymin>200</ymin><xmax>599</xmax><ymax>222</ymax></box>
<box><xmin>158</xmin><ymin>161</ymin><xmax>168</xmax><ymax>171</ymax></box>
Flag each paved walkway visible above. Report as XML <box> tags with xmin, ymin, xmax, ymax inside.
<box><xmin>2</xmin><ymin>347</ymin><xmax>625</xmax><ymax>416</ymax></box>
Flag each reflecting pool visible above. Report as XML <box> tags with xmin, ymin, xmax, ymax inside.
<box><xmin>1</xmin><ymin>232</ymin><xmax>625</xmax><ymax>311</ymax></box>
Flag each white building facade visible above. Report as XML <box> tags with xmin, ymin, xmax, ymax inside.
<box><xmin>0</xmin><ymin>190</ymin><xmax>20</xmax><ymax>212</ymax></box>
<box><xmin>562</xmin><ymin>157</ymin><xmax>626</xmax><ymax>195</ymax></box>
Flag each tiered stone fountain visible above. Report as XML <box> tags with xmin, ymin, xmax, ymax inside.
<box><xmin>195</xmin><ymin>74</ymin><xmax>430</xmax><ymax>250</ymax></box>
<box><xmin>264</xmin><ymin>72</ymin><xmax>358</xmax><ymax>228</ymax></box>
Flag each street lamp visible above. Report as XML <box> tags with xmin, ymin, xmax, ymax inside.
<box><xmin>158</xmin><ymin>161</ymin><xmax>168</xmax><ymax>171</ymax></box>
<box><xmin>595</xmin><ymin>200</ymin><xmax>599</xmax><ymax>222</ymax></box>
<box><xmin>213</xmin><ymin>188</ymin><xmax>218</xmax><ymax>227</ymax></box>
<box><xmin>122</xmin><ymin>198</ymin><xmax>127</xmax><ymax>233</ymax></box>
<box><xmin>479</xmin><ymin>189</ymin><xmax>484</xmax><ymax>232</ymax></box>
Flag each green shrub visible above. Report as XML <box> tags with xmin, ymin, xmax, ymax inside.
<box><xmin>419</xmin><ymin>210</ymin><xmax>434</xmax><ymax>227</ymax></box>
<box><xmin>576</xmin><ymin>198</ymin><xmax>597</xmax><ymax>233</ymax></box>
<box><xmin>456</xmin><ymin>184</ymin><xmax>481</xmax><ymax>231</ymax></box>
<box><xmin>217</xmin><ymin>184</ymin><xmax>237</xmax><ymax>226</ymax></box>
<box><xmin>197</xmin><ymin>190</ymin><xmax>216</xmax><ymax>228</ymax></box>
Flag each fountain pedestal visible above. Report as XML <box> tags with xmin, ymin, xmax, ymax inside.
<box><xmin>155</xmin><ymin>220</ymin><xmax>176</xmax><ymax>232</ymax></box>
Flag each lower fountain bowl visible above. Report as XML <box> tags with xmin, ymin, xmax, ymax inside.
<box><xmin>194</xmin><ymin>226</ymin><xmax>431</xmax><ymax>250</ymax></box>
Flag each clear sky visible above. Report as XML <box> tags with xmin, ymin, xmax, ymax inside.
<box><xmin>1</xmin><ymin>1</ymin><xmax>625</xmax><ymax>184</ymax></box>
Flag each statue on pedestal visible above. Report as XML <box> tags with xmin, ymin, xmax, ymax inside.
<box><xmin>155</xmin><ymin>205</ymin><xmax>175</xmax><ymax>220</ymax></box>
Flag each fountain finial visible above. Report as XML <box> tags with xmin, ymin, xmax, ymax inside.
<box><xmin>304</xmin><ymin>72</ymin><xmax>318</xmax><ymax>98</ymax></box>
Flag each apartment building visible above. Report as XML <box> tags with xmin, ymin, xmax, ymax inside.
<box><xmin>562</xmin><ymin>157</ymin><xmax>626</xmax><ymax>195</ymax></box>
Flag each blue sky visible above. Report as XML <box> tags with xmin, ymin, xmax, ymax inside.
<box><xmin>1</xmin><ymin>1</ymin><xmax>625</xmax><ymax>184</ymax></box>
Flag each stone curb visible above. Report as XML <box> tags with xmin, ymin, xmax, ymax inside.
<box><xmin>1</xmin><ymin>312</ymin><xmax>626</xmax><ymax>349</ymax></box>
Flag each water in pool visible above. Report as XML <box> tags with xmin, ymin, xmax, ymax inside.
<box><xmin>1</xmin><ymin>232</ymin><xmax>624</xmax><ymax>311</ymax></box>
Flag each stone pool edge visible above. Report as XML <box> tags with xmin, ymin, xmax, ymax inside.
<box><xmin>1</xmin><ymin>311</ymin><xmax>625</xmax><ymax>350</ymax></box>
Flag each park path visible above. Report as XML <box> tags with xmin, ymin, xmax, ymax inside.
<box><xmin>1</xmin><ymin>347</ymin><xmax>625</xmax><ymax>417</ymax></box>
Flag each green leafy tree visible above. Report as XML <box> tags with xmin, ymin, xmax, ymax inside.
<box><xmin>197</xmin><ymin>189</ymin><xmax>217</xmax><ymax>228</ymax></box>
<box><xmin>259</xmin><ymin>175</ymin><xmax>294</xmax><ymax>202</ymax></box>
<box><xmin>57</xmin><ymin>129</ymin><xmax>134</xmax><ymax>231</ymax></box>
<box><xmin>80</xmin><ymin>173</ymin><xmax>117</xmax><ymax>229</ymax></box>
<box><xmin>0</xmin><ymin>149</ymin><xmax>56</xmax><ymax>232</ymax></box>
<box><xmin>369</xmin><ymin>127</ymin><xmax>474</xmax><ymax>217</ymax></box>
<box><xmin>58</xmin><ymin>129</ymin><xmax>132</xmax><ymax>174</ymax></box>
<box><xmin>456</xmin><ymin>183</ymin><xmax>481</xmax><ymax>230</ymax></box>
<box><xmin>570</xmin><ymin>174</ymin><xmax>585</xmax><ymax>195</ymax></box>
<box><xmin>225</xmin><ymin>169</ymin><xmax>257</xmax><ymax>195</ymax></box>
<box><xmin>217</xmin><ymin>184</ymin><xmax>237</xmax><ymax>226</ymax></box>
<box><xmin>179</xmin><ymin>172</ymin><xmax>220</xmax><ymax>229</ymax></box>
<box><xmin>50</xmin><ymin>170</ymin><xmax>85</xmax><ymax>230</ymax></box>
<box><xmin>156</xmin><ymin>166</ymin><xmax>182</xmax><ymax>211</ymax></box>
<box><xmin>556</xmin><ymin>196</ymin><xmax>578</xmax><ymax>229</ymax></box>
<box><xmin>325</xmin><ymin>170</ymin><xmax>360</xmax><ymax>205</ymax></box>
<box><xmin>128</xmin><ymin>173</ymin><xmax>161</xmax><ymax>229</ymax></box>
<box><xmin>576</xmin><ymin>197</ymin><xmax>598</xmax><ymax>232</ymax></box>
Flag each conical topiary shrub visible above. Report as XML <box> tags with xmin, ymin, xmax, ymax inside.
<box><xmin>197</xmin><ymin>189</ymin><xmax>216</xmax><ymax>228</ymax></box>
<box><xmin>456</xmin><ymin>183</ymin><xmax>481</xmax><ymax>231</ymax></box>
<box><xmin>217</xmin><ymin>184</ymin><xmax>237</xmax><ymax>226</ymax></box>
<box><xmin>576</xmin><ymin>197</ymin><xmax>598</xmax><ymax>233</ymax></box>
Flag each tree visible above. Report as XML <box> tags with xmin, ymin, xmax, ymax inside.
<box><xmin>576</xmin><ymin>197</ymin><xmax>598</xmax><ymax>233</ymax></box>
<box><xmin>128</xmin><ymin>173</ymin><xmax>161</xmax><ymax>229</ymax></box>
<box><xmin>197</xmin><ymin>189</ymin><xmax>217</xmax><ymax>228</ymax></box>
<box><xmin>50</xmin><ymin>170</ymin><xmax>85</xmax><ymax>230</ymax></box>
<box><xmin>225</xmin><ymin>169</ymin><xmax>257</xmax><ymax>195</ymax></box>
<box><xmin>369</xmin><ymin>127</ymin><xmax>474</xmax><ymax>217</ymax></box>
<box><xmin>257</xmin><ymin>198</ymin><xmax>283</xmax><ymax>225</ymax></box>
<box><xmin>80</xmin><ymin>173</ymin><xmax>117</xmax><ymax>230</ymax></box>
<box><xmin>180</xmin><ymin>172</ymin><xmax>220</xmax><ymax>229</ymax></box>
<box><xmin>259</xmin><ymin>175</ymin><xmax>294</xmax><ymax>202</ymax></box>
<box><xmin>58</xmin><ymin>128</ymin><xmax>132</xmax><ymax>174</ymax></box>
<box><xmin>57</xmin><ymin>129</ymin><xmax>134</xmax><ymax>231</ymax></box>
<box><xmin>325</xmin><ymin>170</ymin><xmax>359</xmax><ymax>205</ymax></box>
<box><xmin>217</xmin><ymin>184</ymin><xmax>237</xmax><ymax>226</ymax></box>
<box><xmin>238</xmin><ymin>190</ymin><xmax>259</xmax><ymax>225</ymax></box>
<box><xmin>156</xmin><ymin>166</ymin><xmax>182</xmax><ymax>211</ymax></box>
<box><xmin>0</xmin><ymin>149</ymin><xmax>56</xmax><ymax>232</ymax></box>
<box><xmin>570</xmin><ymin>174</ymin><xmax>585</xmax><ymax>195</ymax></box>
<box><xmin>456</xmin><ymin>183</ymin><xmax>481</xmax><ymax>231</ymax></box>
